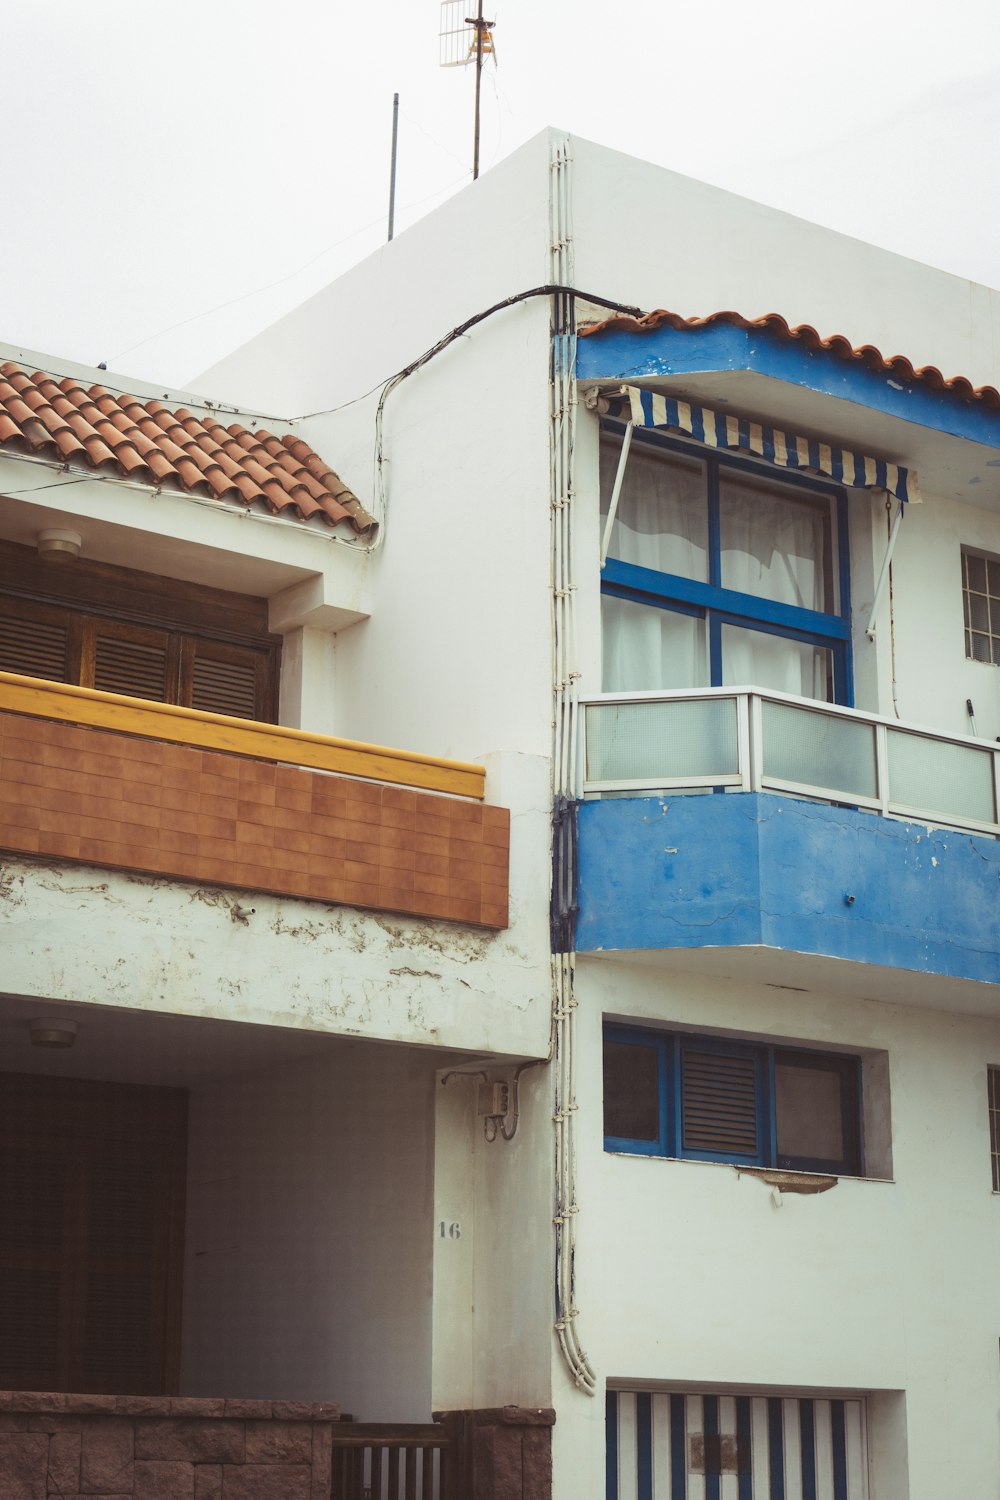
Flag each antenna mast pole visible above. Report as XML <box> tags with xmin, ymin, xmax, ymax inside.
<box><xmin>471</xmin><ymin>0</ymin><xmax>484</xmax><ymax>179</ymax></box>
<box><xmin>387</xmin><ymin>92</ymin><xmax>400</xmax><ymax>241</ymax></box>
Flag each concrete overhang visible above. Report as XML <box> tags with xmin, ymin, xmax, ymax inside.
<box><xmin>0</xmin><ymin>453</ymin><xmax>371</xmax><ymax>630</ymax></box>
<box><xmin>577</xmin><ymin>321</ymin><xmax>1000</xmax><ymax>508</ymax></box>
<box><xmin>586</xmin><ymin>944</ymin><xmax>1000</xmax><ymax>1022</ymax></box>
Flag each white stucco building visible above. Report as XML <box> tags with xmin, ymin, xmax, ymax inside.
<box><xmin>3</xmin><ymin>131</ymin><xmax>1000</xmax><ymax>1499</ymax></box>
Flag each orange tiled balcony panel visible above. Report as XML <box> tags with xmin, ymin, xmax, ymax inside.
<box><xmin>0</xmin><ymin>682</ymin><xmax>509</xmax><ymax>929</ymax></box>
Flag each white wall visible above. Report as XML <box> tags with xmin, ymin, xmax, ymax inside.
<box><xmin>182</xmin><ymin>1039</ymin><xmax>435</xmax><ymax>1417</ymax></box>
<box><xmin>889</xmin><ymin>484</ymin><xmax>1000</xmax><ymax>740</ymax></box>
<box><xmin>432</xmin><ymin>1063</ymin><xmax>553</xmax><ymax>1413</ymax></box>
<box><xmin>194</xmin><ymin>132</ymin><xmax>554</xmax><ymax>417</ymax></box>
<box><xmin>314</xmin><ymin>300</ymin><xmax>555</xmax><ymax>764</ymax></box>
<box><xmin>196</xmin><ymin>135</ymin><xmax>558</xmax><ymax>767</ymax></box>
<box><xmin>546</xmin><ymin>955</ymin><xmax>1000</xmax><ymax>1498</ymax></box>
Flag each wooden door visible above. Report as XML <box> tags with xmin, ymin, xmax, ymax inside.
<box><xmin>0</xmin><ymin>1074</ymin><xmax>187</xmax><ymax>1395</ymax></box>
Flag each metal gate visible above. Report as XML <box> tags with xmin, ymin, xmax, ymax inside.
<box><xmin>606</xmin><ymin>1390</ymin><xmax>867</xmax><ymax>1500</ymax></box>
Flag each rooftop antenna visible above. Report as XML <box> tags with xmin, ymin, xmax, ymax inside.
<box><xmin>388</xmin><ymin>92</ymin><xmax>400</xmax><ymax>241</ymax></box>
<box><xmin>439</xmin><ymin>0</ymin><xmax>496</xmax><ymax>180</ymax></box>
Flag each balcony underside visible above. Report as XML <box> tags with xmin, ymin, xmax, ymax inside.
<box><xmin>576</xmin><ymin>792</ymin><xmax>1000</xmax><ymax>1005</ymax></box>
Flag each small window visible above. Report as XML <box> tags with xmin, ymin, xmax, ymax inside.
<box><xmin>988</xmin><ymin>1066</ymin><xmax>1000</xmax><ymax>1192</ymax></box>
<box><xmin>603</xmin><ymin>1025</ymin><xmax>862</xmax><ymax>1176</ymax></box>
<box><xmin>962</xmin><ymin>548</ymin><xmax>1000</xmax><ymax>665</ymax></box>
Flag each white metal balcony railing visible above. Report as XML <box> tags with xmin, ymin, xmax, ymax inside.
<box><xmin>582</xmin><ymin>687</ymin><xmax>1000</xmax><ymax>840</ymax></box>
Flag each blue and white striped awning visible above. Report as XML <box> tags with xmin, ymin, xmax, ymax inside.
<box><xmin>623</xmin><ymin>386</ymin><xmax>921</xmax><ymax>505</ymax></box>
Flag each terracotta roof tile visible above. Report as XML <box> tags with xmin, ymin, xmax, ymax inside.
<box><xmin>577</xmin><ymin>309</ymin><xmax>1000</xmax><ymax>409</ymax></box>
<box><xmin>0</xmin><ymin>362</ymin><xmax>377</xmax><ymax>536</ymax></box>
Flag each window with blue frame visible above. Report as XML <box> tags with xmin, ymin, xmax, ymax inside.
<box><xmin>600</xmin><ymin>427</ymin><xmax>853</xmax><ymax>705</ymax></box>
<box><xmin>603</xmin><ymin>1024</ymin><xmax>862</xmax><ymax>1175</ymax></box>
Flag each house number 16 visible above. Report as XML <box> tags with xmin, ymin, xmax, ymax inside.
<box><xmin>439</xmin><ymin>1221</ymin><xmax>462</xmax><ymax>1239</ymax></box>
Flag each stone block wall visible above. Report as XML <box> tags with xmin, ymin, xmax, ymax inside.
<box><xmin>437</xmin><ymin>1407</ymin><xmax>555</xmax><ymax>1500</ymax></box>
<box><xmin>0</xmin><ymin>1393</ymin><xmax>339</xmax><ymax>1500</ymax></box>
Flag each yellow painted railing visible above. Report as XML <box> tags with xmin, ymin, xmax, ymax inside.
<box><xmin>0</xmin><ymin>671</ymin><xmax>485</xmax><ymax>800</ymax></box>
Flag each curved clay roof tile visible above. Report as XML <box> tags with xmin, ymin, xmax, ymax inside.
<box><xmin>231</xmin><ymin>471</ymin><xmax>263</xmax><ymax>505</ymax></box>
<box><xmin>52</xmin><ymin>428</ymin><xmax>86</xmax><ymax>461</ymax></box>
<box><xmin>0</xmin><ymin>363</ymin><xmax>374</xmax><ymax>532</ymax></box>
<box><xmin>0</xmin><ymin>413</ymin><xmax>26</xmax><ymax>447</ymax></box>
<box><xmin>79</xmin><ymin>434</ymin><xmax>120</xmax><ymax>469</ymax></box>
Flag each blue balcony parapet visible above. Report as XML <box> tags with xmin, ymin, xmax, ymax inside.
<box><xmin>576</xmin><ymin>791</ymin><xmax>1000</xmax><ymax>984</ymax></box>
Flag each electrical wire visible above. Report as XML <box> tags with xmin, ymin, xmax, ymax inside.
<box><xmin>105</xmin><ymin>171</ymin><xmax>473</xmax><ymax>372</ymax></box>
<box><xmin>7</xmin><ymin>285</ymin><xmax>643</xmax><ymax>440</ymax></box>
<box><xmin>399</xmin><ymin>106</ymin><xmax>471</xmax><ymax>174</ymax></box>
<box><xmin>5</xmin><ymin>283</ymin><xmax>645</xmax><ymax>562</ymax></box>
<box><xmin>0</xmin><ymin>475</ymin><xmax>89</xmax><ymax>498</ymax></box>
<box><xmin>367</xmin><ymin>281</ymin><xmax>643</xmax><ymax>547</ymax></box>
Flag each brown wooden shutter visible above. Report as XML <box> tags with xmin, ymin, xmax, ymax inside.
<box><xmin>184</xmin><ymin>638</ymin><xmax>266</xmax><ymax>720</ymax></box>
<box><xmin>88</xmin><ymin>621</ymin><xmax>175</xmax><ymax>703</ymax></box>
<box><xmin>0</xmin><ymin>1075</ymin><xmax>187</xmax><ymax>1396</ymax></box>
<box><xmin>0</xmin><ymin>598</ymin><xmax>71</xmax><ymax>682</ymax></box>
<box><xmin>78</xmin><ymin>1152</ymin><xmax>172</xmax><ymax>1395</ymax></box>
<box><xmin>0</xmin><ymin>542</ymin><xmax>281</xmax><ymax>722</ymax></box>
<box><xmin>0</xmin><ymin>1140</ymin><xmax>70</xmax><ymax>1391</ymax></box>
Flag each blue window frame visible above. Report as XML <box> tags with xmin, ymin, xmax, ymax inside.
<box><xmin>600</xmin><ymin>423</ymin><xmax>854</xmax><ymax>706</ymax></box>
<box><xmin>603</xmin><ymin>1024</ymin><xmax>862</xmax><ymax>1175</ymax></box>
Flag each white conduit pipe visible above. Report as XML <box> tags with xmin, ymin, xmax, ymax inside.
<box><xmin>548</xmin><ymin>135</ymin><xmax>596</xmax><ymax>1397</ymax></box>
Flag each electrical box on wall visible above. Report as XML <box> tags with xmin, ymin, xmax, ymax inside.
<box><xmin>478</xmin><ymin>1080</ymin><xmax>510</xmax><ymax>1118</ymax></box>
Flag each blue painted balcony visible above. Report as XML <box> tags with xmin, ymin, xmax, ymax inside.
<box><xmin>575</xmin><ymin>689</ymin><xmax>1000</xmax><ymax>997</ymax></box>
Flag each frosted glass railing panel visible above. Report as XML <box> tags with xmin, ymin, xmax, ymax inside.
<box><xmin>586</xmin><ymin>697</ymin><xmax>739</xmax><ymax>783</ymax></box>
<box><xmin>761</xmin><ymin>700</ymin><xmax>878</xmax><ymax>800</ymax></box>
<box><xmin>887</xmin><ymin>730</ymin><xmax>996</xmax><ymax>824</ymax></box>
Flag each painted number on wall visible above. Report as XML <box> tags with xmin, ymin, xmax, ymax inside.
<box><xmin>439</xmin><ymin>1221</ymin><xmax>462</xmax><ymax>1239</ymax></box>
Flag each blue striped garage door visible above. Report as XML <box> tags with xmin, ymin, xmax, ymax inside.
<box><xmin>606</xmin><ymin>1391</ymin><xmax>867</xmax><ymax>1500</ymax></box>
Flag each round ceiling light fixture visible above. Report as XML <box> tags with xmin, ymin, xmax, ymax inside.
<box><xmin>36</xmin><ymin>529</ymin><xmax>82</xmax><ymax>562</ymax></box>
<box><xmin>29</xmin><ymin>1017</ymin><xmax>79</xmax><ymax>1049</ymax></box>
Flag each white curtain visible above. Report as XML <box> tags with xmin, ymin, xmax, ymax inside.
<box><xmin>721</xmin><ymin>624</ymin><xmax>830</xmax><ymax>699</ymax></box>
<box><xmin>719</xmin><ymin>476</ymin><xmax>829</xmax><ymax>697</ymax></box>
<box><xmin>600</xmin><ymin>439</ymin><xmax>832</xmax><ymax>701</ymax></box>
<box><xmin>719</xmin><ymin>476</ymin><xmax>826</xmax><ymax>610</ymax></box>
<box><xmin>602</xmin><ymin>595</ymin><xmax>707</xmax><ymax>691</ymax></box>
<box><xmin>600</xmin><ymin>442</ymin><xmax>707</xmax><ymax>578</ymax></box>
<box><xmin>600</xmin><ymin>443</ymin><xmax>708</xmax><ymax>692</ymax></box>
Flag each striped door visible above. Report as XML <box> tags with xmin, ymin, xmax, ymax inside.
<box><xmin>606</xmin><ymin>1391</ymin><xmax>867</xmax><ymax>1500</ymax></box>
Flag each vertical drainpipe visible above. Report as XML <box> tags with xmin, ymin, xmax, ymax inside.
<box><xmin>548</xmin><ymin>133</ymin><xmax>597</xmax><ymax>1398</ymax></box>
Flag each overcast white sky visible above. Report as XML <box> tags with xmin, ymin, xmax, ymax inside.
<box><xmin>4</xmin><ymin>0</ymin><xmax>999</xmax><ymax>392</ymax></box>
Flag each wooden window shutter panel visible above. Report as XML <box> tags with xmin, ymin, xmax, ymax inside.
<box><xmin>77</xmin><ymin>1152</ymin><xmax>174</xmax><ymax>1395</ymax></box>
<box><xmin>181</xmin><ymin>636</ymin><xmax>274</xmax><ymax>721</ymax></box>
<box><xmin>0</xmin><ymin>1141</ymin><xmax>71</xmax><ymax>1391</ymax></box>
<box><xmin>86</xmin><ymin>620</ymin><xmax>178</xmax><ymax>703</ymax></box>
<box><xmin>0</xmin><ymin>1075</ymin><xmax>187</xmax><ymax>1397</ymax></box>
<box><xmin>0</xmin><ymin>598</ymin><xmax>72</xmax><ymax>682</ymax></box>
<box><xmin>1</xmin><ymin>550</ymin><xmax>281</xmax><ymax>722</ymax></box>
